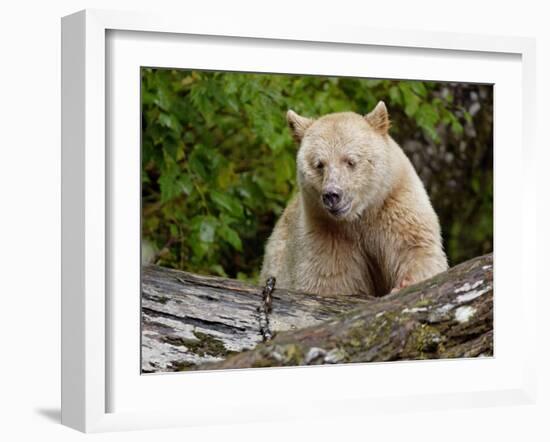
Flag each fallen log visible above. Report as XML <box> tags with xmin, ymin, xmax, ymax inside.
<box><xmin>142</xmin><ymin>253</ymin><xmax>493</xmax><ymax>373</ymax></box>
<box><xmin>141</xmin><ymin>266</ymin><xmax>371</xmax><ymax>372</ymax></box>
<box><xmin>208</xmin><ymin>254</ymin><xmax>494</xmax><ymax>370</ymax></box>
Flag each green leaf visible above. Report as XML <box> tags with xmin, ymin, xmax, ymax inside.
<box><xmin>188</xmin><ymin>149</ymin><xmax>209</xmax><ymax>181</ymax></box>
<box><xmin>409</xmin><ymin>81</ymin><xmax>427</xmax><ymax>98</ymax></box>
<box><xmin>388</xmin><ymin>86</ymin><xmax>402</xmax><ymax>105</ymax></box>
<box><xmin>158</xmin><ymin>165</ymin><xmax>179</xmax><ymax>203</ymax></box>
<box><xmin>189</xmin><ymin>234</ymin><xmax>209</xmax><ymax>260</ymax></box>
<box><xmin>451</xmin><ymin>119</ymin><xmax>464</xmax><ymax>136</ymax></box>
<box><xmin>158</xmin><ymin>113</ymin><xmax>182</xmax><ymax>136</ymax></box>
<box><xmin>399</xmin><ymin>83</ymin><xmax>420</xmax><ymax>117</ymax></box>
<box><xmin>416</xmin><ymin>103</ymin><xmax>440</xmax><ymax>141</ymax></box>
<box><xmin>210</xmin><ymin>264</ymin><xmax>228</xmax><ymax>277</ymax></box>
<box><xmin>210</xmin><ymin>190</ymin><xmax>244</xmax><ymax>218</ymax></box>
<box><xmin>236</xmin><ymin>272</ymin><xmax>249</xmax><ymax>281</ymax></box>
<box><xmin>365</xmin><ymin>79</ymin><xmax>383</xmax><ymax>87</ymax></box>
<box><xmin>169</xmin><ymin>223</ymin><xmax>179</xmax><ymax>238</ymax></box>
<box><xmin>179</xmin><ymin>174</ymin><xmax>194</xmax><ymax>195</ymax></box>
<box><xmin>218</xmin><ymin>224</ymin><xmax>243</xmax><ymax>251</ymax></box>
<box><xmin>163</xmin><ymin>139</ymin><xmax>178</xmax><ymax>160</ymax></box>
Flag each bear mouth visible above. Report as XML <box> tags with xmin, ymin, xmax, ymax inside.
<box><xmin>327</xmin><ymin>201</ymin><xmax>351</xmax><ymax>218</ymax></box>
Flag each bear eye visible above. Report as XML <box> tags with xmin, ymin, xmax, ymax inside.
<box><xmin>346</xmin><ymin>159</ymin><xmax>356</xmax><ymax>169</ymax></box>
<box><xmin>315</xmin><ymin>161</ymin><xmax>324</xmax><ymax>170</ymax></box>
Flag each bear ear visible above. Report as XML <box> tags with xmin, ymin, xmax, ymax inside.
<box><xmin>287</xmin><ymin>109</ymin><xmax>314</xmax><ymax>142</ymax></box>
<box><xmin>365</xmin><ymin>101</ymin><xmax>391</xmax><ymax>135</ymax></box>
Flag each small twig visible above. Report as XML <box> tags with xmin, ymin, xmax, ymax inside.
<box><xmin>257</xmin><ymin>277</ymin><xmax>276</xmax><ymax>342</ymax></box>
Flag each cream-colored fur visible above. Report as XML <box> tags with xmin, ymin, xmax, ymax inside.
<box><xmin>260</xmin><ymin>101</ymin><xmax>448</xmax><ymax>297</ymax></box>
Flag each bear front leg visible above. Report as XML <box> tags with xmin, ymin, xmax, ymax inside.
<box><xmin>390</xmin><ymin>251</ymin><xmax>448</xmax><ymax>294</ymax></box>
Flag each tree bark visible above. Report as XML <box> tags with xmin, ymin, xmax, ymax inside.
<box><xmin>142</xmin><ymin>266</ymin><xmax>371</xmax><ymax>372</ymax></box>
<box><xmin>142</xmin><ymin>253</ymin><xmax>493</xmax><ymax>373</ymax></box>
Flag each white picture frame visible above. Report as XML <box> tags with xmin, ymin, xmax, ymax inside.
<box><xmin>61</xmin><ymin>9</ymin><xmax>537</xmax><ymax>433</ymax></box>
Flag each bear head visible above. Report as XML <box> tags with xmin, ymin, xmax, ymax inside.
<box><xmin>288</xmin><ymin>101</ymin><xmax>392</xmax><ymax>221</ymax></box>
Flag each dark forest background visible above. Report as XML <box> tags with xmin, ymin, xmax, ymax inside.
<box><xmin>141</xmin><ymin>68</ymin><xmax>493</xmax><ymax>283</ymax></box>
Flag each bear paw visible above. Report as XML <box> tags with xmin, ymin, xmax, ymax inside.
<box><xmin>390</xmin><ymin>276</ymin><xmax>413</xmax><ymax>294</ymax></box>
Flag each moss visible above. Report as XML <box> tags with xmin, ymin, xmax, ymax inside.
<box><xmin>170</xmin><ymin>360</ymin><xmax>196</xmax><ymax>371</ymax></box>
<box><xmin>404</xmin><ymin>323</ymin><xmax>445</xmax><ymax>358</ymax></box>
<box><xmin>162</xmin><ymin>331</ymin><xmax>234</xmax><ymax>358</ymax></box>
<box><xmin>340</xmin><ymin>321</ymin><xmax>368</xmax><ymax>357</ymax></box>
<box><xmin>338</xmin><ymin>313</ymin><xmax>397</xmax><ymax>361</ymax></box>
<box><xmin>413</xmin><ymin>298</ymin><xmax>432</xmax><ymax>308</ymax></box>
<box><xmin>282</xmin><ymin>344</ymin><xmax>304</xmax><ymax>365</ymax></box>
<box><xmin>250</xmin><ymin>344</ymin><xmax>306</xmax><ymax>368</ymax></box>
<box><xmin>194</xmin><ymin>331</ymin><xmax>233</xmax><ymax>357</ymax></box>
<box><xmin>251</xmin><ymin>356</ymin><xmax>278</xmax><ymax>368</ymax></box>
<box><xmin>162</xmin><ymin>336</ymin><xmax>188</xmax><ymax>347</ymax></box>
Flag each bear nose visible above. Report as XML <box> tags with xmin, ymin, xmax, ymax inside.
<box><xmin>322</xmin><ymin>188</ymin><xmax>342</xmax><ymax>208</ymax></box>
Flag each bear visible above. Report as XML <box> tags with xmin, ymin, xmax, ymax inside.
<box><xmin>260</xmin><ymin>101</ymin><xmax>448</xmax><ymax>297</ymax></box>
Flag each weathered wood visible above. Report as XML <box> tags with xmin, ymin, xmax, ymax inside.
<box><xmin>207</xmin><ymin>253</ymin><xmax>493</xmax><ymax>370</ymax></box>
<box><xmin>142</xmin><ymin>253</ymin><xmax>493</xmax><ymax>373</ymax></box>
<box><xmin>141</xmin><ymin>266</ymin><xmax>371</xmax><ymax>372</ymax></box>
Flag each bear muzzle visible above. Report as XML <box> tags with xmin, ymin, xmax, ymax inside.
<box><xmin>322</xmin><ymin>187</ymin><xmax>350</xmax><ymax>216</ymax></box>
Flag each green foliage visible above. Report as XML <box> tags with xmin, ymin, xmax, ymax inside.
<box><xmin>142</xmin><ymin>68</ymin><xmax>493</xmax><ymax>281</ymax></box>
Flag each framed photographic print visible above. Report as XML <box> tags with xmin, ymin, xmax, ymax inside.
<box><xmin>61</xmin><ymin>9</ymin><xmax>537</xmax><ymax>432</ymax></box>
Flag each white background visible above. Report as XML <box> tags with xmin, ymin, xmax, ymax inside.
<box><xmin>0</xmin><ymin>1</ymin><xmax>548</xmax><ymax>441</ymax></box>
